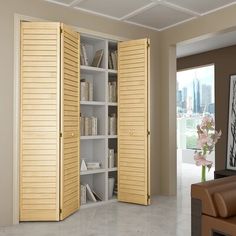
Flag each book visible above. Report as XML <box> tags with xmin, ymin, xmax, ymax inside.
<box><xmin>91</xmin><ymin>49</ymin><xmax>104</xmax><ymax>67</ymax></box>
<box><xmin>80</xmin><ymin>184</ymin><xmax>87</xmax><ymax>205</ymax></box>
<box><xmin>80</xmin><ymin>115</ymin><xmax>85</xmax><ymax>136</ymax></box>
<box><xmin>91</xmin><ymin>116</ymin><xmax>97</xmax><ymax>135</ymax></box>
<box><xmin>80</xmin><ymin>81</ymin><xmax>89</xmax><ymax>101</ymax></box>
<box><xmin>92</xmin><ymin>190</ymin><xmax>102</xmax><ymax>201</ymax></box>
<box><xmin>81</xmin><ymin>44</ymin><xmax>89</xmax><ymax>66</ymax></box>
<box><xmin>88</xmin><ymin>81</ymin><xmax>93</xmax><ymax>101</ymax></box>
<box><xmin>108</xmin><ymin>53</ymin><xmax>113</xmax><ymax>69</ymax></box>
<box><xmin>111</xmin><ymin>51</ymin><xmax>117</xmax><ymax>70</ymax></box>
<box><xmin>86</xmin><ymin>184</ymin><xmax>97</xmax><ymax>202</ymax></box>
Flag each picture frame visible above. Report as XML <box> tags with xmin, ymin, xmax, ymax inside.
<box><xmin>226</xmin><ymin>74</ymin><xmax>236</xmax><ymax>170</ymax></box>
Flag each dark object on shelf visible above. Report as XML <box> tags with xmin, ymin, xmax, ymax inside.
<box><xmin>91</xmin><ymin>49</ymin><xmax>104</xmax><ymax>67</ymax></box>
<box><xmin>191</xmin><ymin>176</ymin><xmax>236</xmax><ymax>236</ymax></box>
<box><xmin>214</xmin><ymin>169</ymin><xmax>236</xmax><ymax>179</ymax></box>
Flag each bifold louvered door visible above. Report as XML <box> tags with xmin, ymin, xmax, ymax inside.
<box><xmin>118</xmin><ymin>38</ymin><xmax>150</xmax><ymax>205</ymax></box>
<box><xmin>60</xmin><ymin>24</ymin><xmax>80</xmax><ymax>220</ymax></box>
<box><xmin>20</xmin><ymin>22</ymin><xmax>80</xmax><ymax>221</ymax></box>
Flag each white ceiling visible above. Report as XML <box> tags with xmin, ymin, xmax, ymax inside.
<box><xmin>177</xmin><ymin>30</ymin><xmax>236</xmax><ymax>58</ymax></box>
<box><xmin>44</xmin><ymin>0</ymin><xmax>236</xmax><ymax>31</ymax></box>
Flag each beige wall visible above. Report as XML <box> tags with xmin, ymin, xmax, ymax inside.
<box><xmin>178</xmin><ymin>45</ymin><xmax>236</xmax><ymax>171</ymax></box>
<box><xmin>160</xmin><ymin>5</ymin><xmax>236</xmax><ymax>195</ymax></box>
<box><xmin>0</xmin><ymin>0</ymin><xmax>160</xmax><ymax>226</ymax></box>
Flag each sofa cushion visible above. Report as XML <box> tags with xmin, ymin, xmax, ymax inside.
<box><xmin>191</xmin><ymin>176</ymin><xmax>236</xmax><ymax>217</ymax></box>
<box><xmin>214</xmin><ymin>189</ymin><xmax>236</xmax><ymax>218</ymax></box>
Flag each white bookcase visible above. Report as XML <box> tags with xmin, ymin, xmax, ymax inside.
<box><xmin>80</xmin><ymin>34</ymin><xmax>118</xmax><ymax>207</ymax></box>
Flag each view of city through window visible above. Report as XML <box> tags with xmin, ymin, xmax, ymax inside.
<box><xmin>177</xmin><ymin>65</ymin><xmax>215</xmax><ymax>152</ymax></box>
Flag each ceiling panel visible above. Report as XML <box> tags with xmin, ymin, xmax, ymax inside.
<box><xmin>165</xmin><ymin>0</ymin><xmax>236</xmax><ymax>14</ymax></box>
<box><xmin>74</xmin><ymin>0</ymin><xmax>153</xmax><ymax>18</ymax></box>
<box><xmin>127</xmin><ymin>4</ymin><xmax>194</xmax><ymax>30</ymax></box>
<box><xmin>47</xmin><ymin>0</ymin><xmax>75</xmax><ymax>6</ymax></box>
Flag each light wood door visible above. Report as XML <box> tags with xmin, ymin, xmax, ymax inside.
<box><xmin>20</xmin><ymin>22</ymin><xmax>61</xmax><ymax>221</ymax></box>
<box><xmin>118</xmin><ymin>38</ymin><xmax>150</xmax><ymax>205</ymax></box>
<box><xmin>60</xmin><ymin>24</ymin><xmax>80</xmax><ymax>220</ymax></box>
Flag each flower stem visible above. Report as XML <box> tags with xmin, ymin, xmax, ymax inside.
<box><xmin>201</xmin><ymin>166</ymin><xmax>206</xmax><ymax>182</ymax></box>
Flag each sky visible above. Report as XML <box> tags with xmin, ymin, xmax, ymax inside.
<box><xmin>177</xmin><ymin>64</ymin><xmax>215</xmax><ymax>102</ymax></box>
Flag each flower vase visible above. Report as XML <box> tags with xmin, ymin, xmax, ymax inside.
<box><xmin>201</xmin><ymin>165</ymin><xmax>206</xmax><ymax>182</ymax></box>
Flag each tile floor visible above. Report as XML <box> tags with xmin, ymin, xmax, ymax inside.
<box><xmin>0</xmin><ymin>163</ymin><xmax>214</xmax><ymax>236</ymax></box>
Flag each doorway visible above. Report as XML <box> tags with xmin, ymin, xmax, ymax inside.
<box><xmin>176</xmin><ymin>64</ymin><xmax>215</xmax><ymax>195</ymax></box>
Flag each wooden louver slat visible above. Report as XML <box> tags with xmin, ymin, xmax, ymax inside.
<box><xmin>118</xmin><ymin>38</ymin><xmax>150</xmax><ymax>206</ymax></box>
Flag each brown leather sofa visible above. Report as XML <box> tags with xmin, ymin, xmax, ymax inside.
<box><xmin>191</xmin><ymin>175</ymin><xmax>236</xmax><ymax>236</ymax></box>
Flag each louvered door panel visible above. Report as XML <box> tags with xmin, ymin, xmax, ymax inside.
<box><xmin>60</xmin><ymin>24</ymin><xmax>80</xmax><ymax>220</ymax></box>
<box><xmin>118</xmin><ymin>39</ymin><xmax>150</xmax><ymax>205</ymax></box>
<box><xmin>20</xmin><ymin>22</ymin><xmax>60</xmax><ymax>221</ymax></box>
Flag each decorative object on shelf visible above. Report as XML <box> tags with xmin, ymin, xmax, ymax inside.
<box><xmin>226</xmin><ymin>75</ymin><xmax>236</xmax><ymax>171</ymax></box>
<box><xmin>80</xmin><ymin>185</ymin><xmax>87</xmax><ymax>205</ymax></box>
<box><xmin>80</xmin><ymin>159</ymin><xmax>87</xmax><ymax>172</ymax></box>
<box><xmin>91</xmin><ymin>49</ymin><xmax>104</xmax><ymax>67</ymax></box>
<box><xmin>108</xmin><ymin>113</ymin><xmax>117</xmax><ymax>135</ymax></box>
<box><xmin>108</xmin><ymin>81</ymin><xmax>117</xmax><ymax>102</ymax></box>
<box><xmin>108</xmin><ymin>149</ymin><xmax>115</xmax><ymax>168</ymax></box>
<box><xmin>194</xmin><ymin>116</ymin><xmax>222</xmax><ymax>182</ymax></box>
<box><xmin>108</xmin><ymin>177</ymin><xmax>115</xmax><ymax>199</ymax></box>
<box><xmin>92</xmin><ymin>190</ymin><xmax>102</xmax><ymax>201</ymax></box>
<box><xmin>86</xmin><ymin>162</ymin><xmax>101</xmax><ymax>170</ymax></box>
<box><xmin>80</xmin><ymin>79</ymin><xmax>93</xmax><ymax>101</ymax></box>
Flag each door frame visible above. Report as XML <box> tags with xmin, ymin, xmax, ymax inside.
<box><xmin>13</xmin><ymin>13</ymin><xmax>127</xmax><ymax>224</ymax></box>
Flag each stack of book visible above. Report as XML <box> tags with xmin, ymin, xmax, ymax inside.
<box><xmin>108</xmin><ymin>50</ymin><xmax>117</xmax><ymax>70</ymax></box>
<box><xmin>80</xmin><ymin>79</ymin><xmax>93</xmax><ymax>101</ymax></box>
<box><xmin>81</xmin><ymin>183</ymin><xmax>102</xmax><ymax>203</ymax></box>
<box><xmin>108</xmin><ymin>81</ymin><xmax>117</xmax><ymax>102</ymax></box>
<box><xmin>80</xmin><ymin>159</ymin><xmax>101</xmax><ymax>171</ymax></box>
<box><xmin>80</xmin><ymin>43</ymin><xmax>89</xmax><ymax>66</ymax></box>
<box><xmin>80</xmin><ymin>115</ymin><xmax>98</xmax><ymax>136</ymax></box>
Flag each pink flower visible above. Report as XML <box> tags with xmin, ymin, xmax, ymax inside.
<box><xmin>194</xmin><ymin>152</ymin><xmax>213</xmax><ymax>167</ymax></box>
<box><xmin>200</xmin><ymin>116</ymin><xmax>215</xmax><ymax>130</ymax></box>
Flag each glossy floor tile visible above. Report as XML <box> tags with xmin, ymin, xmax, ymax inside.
<box><xmin>0</xmin><ymin>162</ymin><xmax>214</xmax><ymax>236</ymax></box>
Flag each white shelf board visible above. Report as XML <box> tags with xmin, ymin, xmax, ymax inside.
<box><xmin>108</xmin><ymin>102</ymin><xmax>117</xmax><ymax>106</ymax></box>
<box><xmin>108</xmin><ymin>69</ymin><xmax>118</xmax><ymax>74</ymax></box>
<box><xmin>107</xmin><ymin>135</ymin><xmax>117</xmax><ymax>139</ymax></box>
<box><xmin>81</xmin><ymin>65</ymin><xmax>106</xmax><ymax>73</ymax></box>
<box><xmin>80</xmin><ymin>101</ymin><xmax>105</xmax><ymax>106</ymax></box>
<box><xmin>80</xmin><ymin>135</ymin><xmax>106</xmax><ymax>140</ymax></box>
<box><xmin>108</xmin><ymin>167</ymin><xmax>117</xmax><ymax>172</ymax></box>
<box><xmin>80</xmin><ymin>168</ymin><xmax>106</xmax><ymax>175</ymax></box>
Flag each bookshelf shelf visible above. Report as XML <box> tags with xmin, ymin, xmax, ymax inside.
<box><xmin>80</xmin><ymin>135</ymin><xmax>106</xmax><ymax>140</ymax></box>
<box><xmin>81</xmin><ymin>169</ymin><xmax>106</xmax><ymax>175</ymax></box>
<box><xmin>107</xmin><ymin>135</ymin><xmax>117</xmax><ymax>139</ymax></box>
<box><xmin>81</xmin><ymin>65</ymin><xmax>106</xmax><ymax>73</ymax></box>
<box><xmin>108</xmin><ymin>102</ymin><xmax>117</xmax><ymax>106</ymax></box>
<box><xmin>108</xmin><ymin>69</ymin><xmax>118</xmax><ymax>74</ymax></box>
<box><xmin>80</xmin><ymin>34</ymin><xmax>118</xmax><ymax>208</ymax></box>
<box><xmin>108</xmin><ymin>167</ymin><xmax>117</xmax><ymax>172</ymax></box>
<box><xmin>80</xmin><ymin>101</ymin><xmax>106</xmax><ymax>106</ymax></box>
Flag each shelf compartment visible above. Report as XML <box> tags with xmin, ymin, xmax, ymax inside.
<box><xmin>80</xmin><ymin>36</ymin><xmax>106</xmax><ymax>69</ymax></box>
<box><xmin>80</xmin><ymin>139</ymin><xmax>106</xmax><ymax>169</ymax></box>
<box><xmin>81</xmin><ymin>105</ymin><xmax>106</xmax><ymax>136</ymax></box>
<box><xmin>81</xmin><ymin>70</ymin><xmax>106</xmax><ymax>102</ymax></box>
<box><xmin>80</xmin><ymin>173</ymin><xmax>106</xmax><ymax>205</ymax></box>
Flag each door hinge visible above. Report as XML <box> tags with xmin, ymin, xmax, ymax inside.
<box><xmin>147</xmin><ymin>42</ymin><xmax>150</xmax><ymax>48</ymax></box>
<box><xmin>60</xmin><ymin>132</ymin><xmax>63</xmax><ymax>138</ymax></box>
<box><xmin>60</xmin><ymin>209</ymin><xmax>62</xmax><ymax>214</ymax></box>
<box><xmin>147</xmin><ymin>130</ymin><xmax>150</xmax><ymax>136</ymax></box>
<box><xmin>147</xmin><ymin>194</ymin><xmax>150</xmax><ymax>200</ymax></box>
<box><xmin>60</xmin><ymin>27</ymin><xmax>63</xmax><ymax>34</ymax></box>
